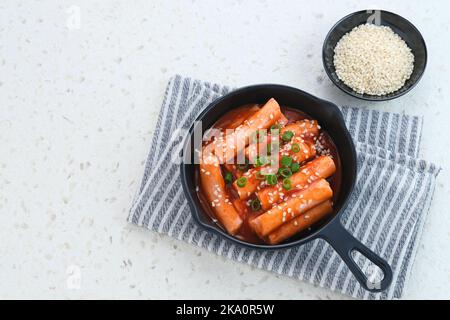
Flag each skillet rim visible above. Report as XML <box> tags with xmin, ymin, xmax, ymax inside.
<box><xmin>180</xmin><ymin>84</ymin><xmax>357</xmax><ymax>250</ymax></box>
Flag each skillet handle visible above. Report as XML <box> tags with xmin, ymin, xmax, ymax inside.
<box><xmin>319</xmin><ymin>220</ymin><xmax>393</xmax><ymax>293</ymax></box>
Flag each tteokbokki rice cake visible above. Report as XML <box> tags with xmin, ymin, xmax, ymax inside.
<box><xmin>195</xmin><ymin>98</ymin><xmax>341</xmax><ymax>245</ymax></box>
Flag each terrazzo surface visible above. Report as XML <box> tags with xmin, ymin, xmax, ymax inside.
<box><xmin>0</xmin><ymin>0</ymin><xmax>449</xmax><ymax>299</ymax></box>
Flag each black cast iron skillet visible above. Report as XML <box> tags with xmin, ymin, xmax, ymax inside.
<box><xmin>180</xmin><ymin>84</ymin><xmax>393</xmax><ymax>292</ymax></box>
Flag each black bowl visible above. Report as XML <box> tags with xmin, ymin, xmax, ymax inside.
<box><xmin>322</xmin><ymin>10</ymin><xmax>427</xmax><ymax>101</ymax></box>
<box><xmin>180</xmin><ymin>85</ymin><xmax>393</xmax><ymax>292</ymax></box>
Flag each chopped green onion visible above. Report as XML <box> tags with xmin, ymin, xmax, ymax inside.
<box><xmin>291</xmin><ymin>143</ymin><xmax>301</xmax><ymax>153</ymax></box>
<box><xmin>236</xmin><ymin>177</ymin><xmax>247</xmax><ymax>188</ymax></box>
<box><xmin>250</xmin><ymin>198</ymin><xmax>261</xmax><ymax>211</ymax></box>
<box><xmin>282</xmin><ymin>178</ymin><xmax>292</xmax><ymax>190</ymax></box>
<box><xmin>224</xmin><ymin>172</ymin><xmax>233</xmax><ymax>184</ymax></box>
<box><xmin>254</xmin><ymin>156</ymin><xmax>268</xmax><ymax>167</ymax></box>
<box><xmin>281</xmin><ymin>130</ymin><xmax>294</xmax><ymax>142</ymax></box>
<box><xmin>281</xmin><ymin>155</ymin><xmax>293</xmax><ymax>167</ymax></box>
<box><xmin>279</xmin><ymin>167</ymin><xmax>292</xmax><ymax>178</ymax></box>
<box><xmin>291</xmin><ymin>162</ymin><xmax>300</xmax><ymax>173</ymax></box>
<box><xmin>266</xmin><ymin>174</ymin><xmax>278</xmax><ymax>186</ymax></box>
<box><xmin>270</xmin><ymin>124</ymin><xmax>281</xmax><ymax>131</ymax></box>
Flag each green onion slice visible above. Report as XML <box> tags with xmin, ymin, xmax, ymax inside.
<box><xmin>291</xmin><ymin>143</ymin><xmax>301</xmax><ymax>153</ymax></box>
<box><xmin>291</xmin><ymin>162</ymin><xmax>300</xmax><ymax>173</ymax></box>
<box><xmin>236</xmin><ymin>177</ymin><xmax>247</xmax><ymax>188</ymax></box>
<box><xmin>250</xmin><ymin>198</ymin><xmax>261</xmax><ymax>211</ymax></box>
<box><xmin>279</xmin><ymin>167</ymin><xmax>293</xmax><ymax>178</ymax></box>
<box><xmin>282</xmin><ymin>178</ymin><xmax>292</xmax><ymax>190</ymax></box>
<box><xmin>224</xmin><ymin>172</ymin><xmax>233</xmax><ymax>184</ymax></box>
<box><xmin>281</xmin><ymin>155</ymin><xmax>293</xmax><ymax>167</ymax></box>
<box><xmin>281</xmin><ymin>130</ymin><xmax>294</xmax><ymax>142</ymax></box>
<box><xmin>266</xmin><ymin>174</ymin><xmax>278</xmax><ymax>186</ymax></box>
<box><xmin>270</xmin><ymin>124</ymin><xmax>281</xmax><ymax>131</ymax></box>
<box><xmin>254</xmin><ymin>156</ymin><xmax>268</xmax><ymax>167</ymax></box>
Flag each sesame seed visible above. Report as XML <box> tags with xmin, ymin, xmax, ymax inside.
<box><xmin>333</xmin><ymin>23</ymin><xmax>414</xmax><ymax>95</ymax></box>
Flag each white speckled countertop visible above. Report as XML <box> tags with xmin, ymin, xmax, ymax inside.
<box><xmin>0</xmin><ymin>0</ymin><xmax>449</xmax><ymax>299</ymax></box>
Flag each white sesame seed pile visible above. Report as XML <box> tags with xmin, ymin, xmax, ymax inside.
<box><xmin>333</xmin><ymin>23</ymin><xmax>414</xmax><ymax>96</ymax></box>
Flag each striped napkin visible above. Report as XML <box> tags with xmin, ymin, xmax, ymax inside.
<box><xmin>128</xmin><ymin>75</ymin><xmax>440</xmax><ymax>300</ymax></box>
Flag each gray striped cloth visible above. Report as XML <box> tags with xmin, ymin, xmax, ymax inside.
<box><xmin>128</xmin><ymin>75</ymin><xmax>440</xmax><ymax>300</ymax></box>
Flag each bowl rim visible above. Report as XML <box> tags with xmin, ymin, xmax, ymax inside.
<box><xmin>180</xmin><ymin>83</ymin><xmax>357</xmax><ymax>250</ymax></box>
<box><xmin>322</xmin><ymin>9</ymin><xmax>428</xmax><ymax>102</ymax></box>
